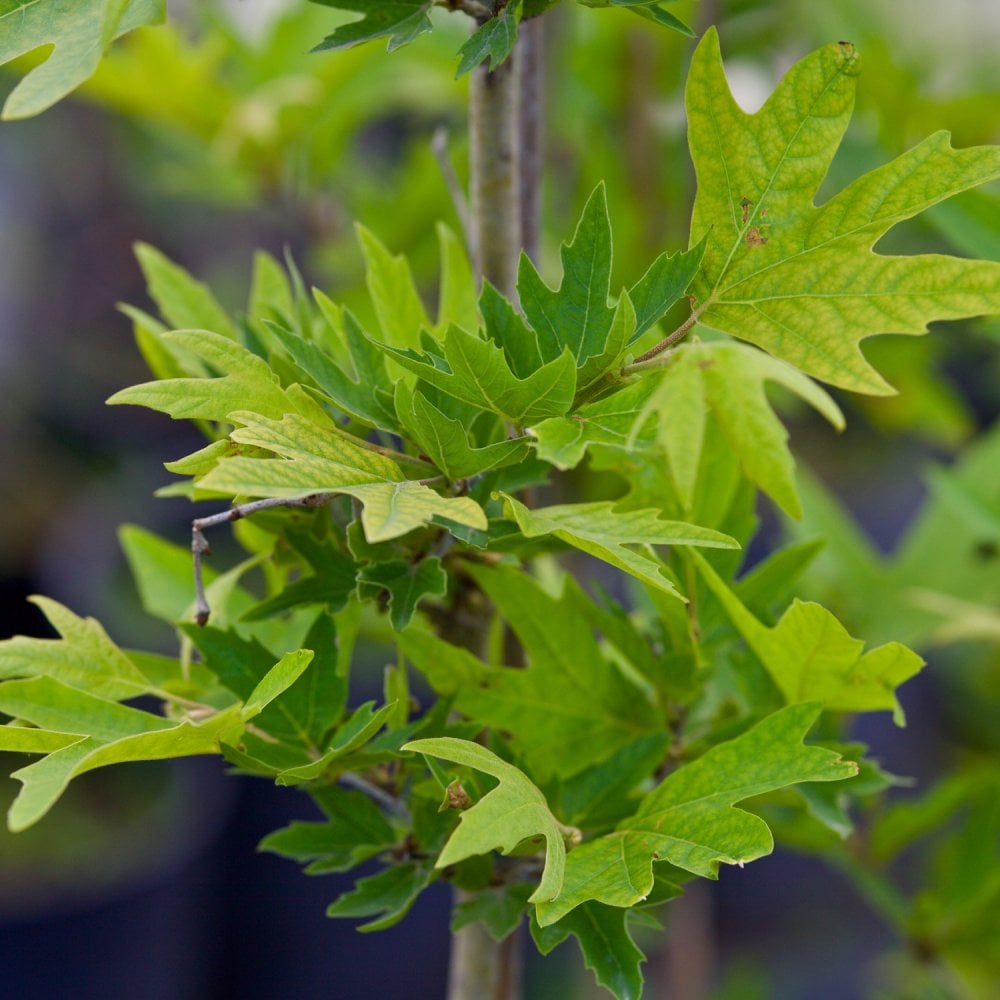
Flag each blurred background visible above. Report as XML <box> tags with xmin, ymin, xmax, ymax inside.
<box><xmin>1</xmin><ymin>0</ymin><xmax>998</xmax><ymax>996</ymax></box>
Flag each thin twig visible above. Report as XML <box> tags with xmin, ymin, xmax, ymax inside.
<box><xmin>434</xmin><ymin>0</ymin><xmax>494</xmax><ymax>21</ymax></box>
<box><xmin>192</xmin><ymin>493</ymin><xmax>337</xmax><ymax>626</ymax></box>
<box><xmin>623</xmin><ymin>305</ymin><xmax>705</xmax><ymax>373</ymax></box>
<box><xmin>339</xmin><ymin>770</ymin><xmax>412</xmax><ymax>821</ymax></box>
<box><xmin>432</xmin><ymin>126</ymin><xmax>473</xmax><ymax>256</ymax></box>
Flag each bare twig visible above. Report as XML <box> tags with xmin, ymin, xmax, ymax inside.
<box><xmin>192</xmin><ymin>493</ymin><xmax>337</xmax><ymax>626</ymax></box>
<box><xmin>435</xmin><ymin>0</ymin><xmax>494</xmax><ymax>21</ymax></box>
<box><xmin>339</xmin><ymin>770</ymin><xmax>412</xmax><ymax>821</ymax></box>
<box><xmin>432</xmin><ymin>126</ymin><xmax>473</xmax><ymax>255</ymax></box>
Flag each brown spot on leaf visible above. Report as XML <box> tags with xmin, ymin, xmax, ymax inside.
<box><xmin>745</xmin><ymin>227</ymin><xmax>768</xmax><ymax>246</ymax></box>
<box><xmin>740</xmin><ymin>196</ymin><xmax>752</xmax><ymax>224</ymax></box>
<box><xmin>445</xmin><ymin>780</ymin><xmax>472</xmax><ymax>811</ymax></box>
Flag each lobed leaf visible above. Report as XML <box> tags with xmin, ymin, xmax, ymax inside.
<box><xmin>404</xmin><ymin>737</ymin><xmax>573</xmax><ymax>904</ymax></box>
<box><xmin>0</xmin><ymin>596</ymin><xmax>153</xmax><ymax>701</ymax></box>
<box><xmin>196</xmin><ymin>411</ymin><xmax>487</xmax><ymax>542</ymax></box>
<box><xmin>635</xmin><ymin>341</ymin><xmax>844</xmax><ymax>515</ymax></box>
<box><xmin>394</xmin><ymin>382</ymin><xmax>530</xmax><ymax>480</ymax></box>
<box><xmin>357</xmin><ymin>557</ymin><xmax>448</xmax><ymax>630</ymax></box>
<box><xmin>445</xmin><ymin>565</ymin><xmax>664</xmax><ymax>781</ymax></box>
<box><xmin>531</xmin><ymin>903</ymin><xmax>646</xmax><ymax>1000</ymax></box>
<box><xmin>500</xmin><ymin>493</ymin><xmax>738</xmax><ymax>599</ymax></box>
<box><xmin>134</xmin><ymin>243</ymin><xmax>236</xmax><ymax>340</ymax></box>
<box><xmin>381</xmin><ymin>325</ymin><xmax>578</xmax><ymax>427</ymax></box>
<box><xmin>694</xmin><ymin>551</ymin><xmax>924</xmax><ymax>725</ymax></box>
<box><xmin>687</xmin><ymin>29</ymin><xmax>1000</xmax><ymax>394</ymax></box>
<box><xmin>310</xmin><ymin>0</ymin><xmax>433</xmax><ymax>54</ymax></box>
<box><xmin>456</xmin><ymin>0</ymin><xmax>521</xmax><ymax>78</ymax></box>
<box><xmin>107</xmin><ymin>330</ymin><xmax>305</xmax><ymax>423</ymax></box>
<box><xmin>326</xmin><ymin>861</ymin><xmax>435</xmax><ymax>931</ymax></box>
<box><xmin>537</xmin><ymin>703</ymin><xmax>856</xmax><ymax>924</ymax></box>
<box><xmin>518</xmin><ymin>184</ymin><xmax>618</xmax><ymax>369</ymax></box>
<box><xmin>0</xmin><ymin>0</ymin><xmax>165</xmax><ymax>120</ymax></box>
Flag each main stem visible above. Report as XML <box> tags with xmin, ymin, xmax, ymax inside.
<box><xmin>446</xmin><ymin>23</ymin><xmax>540</xmax><ymax>1000</ymax></box>
<box><xmin>469</xmin><ymin>43</ymin><xmax>522</xmax><ymax>299</ymax></box>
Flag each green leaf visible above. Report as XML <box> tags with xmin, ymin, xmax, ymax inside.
<box><xmin>134</xmin><ymin>243</ymin><xmax>236</xmax><ymax>340</ymax></box>
<box><xmin>247</xmin><ymin>250</ymin><xmax>294</xmax><ymax>334</ymax></box>
<box><xmin>687</xmin><ymin>29</ymin><xmax>1000</xmax><ymax>394</ymax></box>
<box><xmin>456</xmin><ymin>1</ymin><xmax>521</xmax><ymax>78</ymax></box>
<box><xmin>381</xmin><ymin>325</ymin><xmax>577</xmax><ymax>427</ymax></box>
<box><xmin>442</xmin><ymin>565</ymin><xmax>664</xmax><ymax>781</ymax></box>
<box><xmin>0</xmin><ymin>0</ymin><xmax>165</xmax><ymax>120</ymax></box>
<box><xmin>195</xmin><ymin>412</ymin><xmax>487</xmax><ymax>542</ymax></box>
<box><xmin>242</xmin><ymin>650</ymin><xmax>314</xmax><ymax>720</ymax></box>
<box><xmin>435</xmin><ymin>223</ymin><xmax>479</xmax><ymax>334</ymax></box>
<box><xmin>0</xmin><ymin>596</ymin><xmax>153</xmax><ymax>701</ymax></box>
<box><xmin>452</xmin><ymin>884</ymin><xmax>534</xmax><ymax>941</ymax></box>
<box><xmin>269</xmin><ymin>313</ymin><xmax>398</xmax><ymax>431</ymax></box>
<box><xmin>500</xmin><ymin>493</ymin><xmax>738</xmax><ymax>599</ymax></box>
<box><xmin>547</xmin><ymin>734</ymin><xmax>670</xmax><ymax>829</ymax></box>
<box><xmin>310</xmin><ymin>0</ymin><xmax>433</xmax><ymax>53</ymax></box>
<box><xmin>357</xmin><ymin>557</ymin><xmax>447</xmax><ymax>631</ymax></box>
<box><xmin>628</xmin><ymin>239</ymin><xmax>707</xmax><ymax>341</ymax></box>
<box><xmin>394</xmin><ymin>382</ymin><xmax>530</xmax><ymax>480</ymax></box>
<box><xmin>518</xmin><ymin>183</ymin><xmax>617</xmax><ymax>369</ymax></box>
<box><xmin>0</xmin><ymin>675</ymin><xmax>171</xmax><ymax>739</ymax></box>
<box><xmin>531</xmin><ymin>902</ymin><xmax>645</xmax><ymax>1000</ymax></box>
<box><xmin>106</xmin><ymin>331</ymin><xmax>304</xmax><ymax>423</ymax></box>
<box><xmin>277</xmin><ymin>701</ymin><xmax>396</xmax><ymax>784</ymax></box>
<box><xmin>621</xmin><ymin>1</ymin><xmax>693</xmax><ymax>36</ymax></box>
<box><xmin>356</xmin><ymin>223</ymin><xmax>430</xmax><ymax>349</ymax></box>
<box><xmin>1</xmin><ymin>680</ymin><xmax>244</xmax><ymax>832</ymax></box>
<box><xmin>259</xmin><ymin>786</ymin><xmax>397</xmax><ymax>873</ymax></box>
<box><xmin>637</xmin><ymin>341</ymin><xmax>844</xmax><ymax>515</ymax></box>
<box><xmin>480</xmin><ymin>279</ymin><xmax>542</xmax><ymax>378</ymax></box>
<box><xmin>403</xmin><ymin>737</ymin><xmax>572</xmax><ymax>904</ymax></box>
<box><xmin>0</xmin><ymin>725</ymin><xmax>81</xmax><ymax>755</ymax></box>
<box><xmin>528</xmin><ymin>379</ymin><xmax>658</xmax><ymax>470</ymax></box>
<box><xmin>243</xmin><ymin>530</ymin><xmax>358</xmax><ymax>622</ymax></box>
<box><xmin>119</xmin><ymin>523</ymin><xmax>209</xmax><ymax>625</ymax></box>
<box><xmin>693</xmin><ymin>551</ymin><xmax>924</xmax><ymax>726</ymax></box>
<box><xmin>326</xmin><ymin>861</ymin><xmax>434</xmax><ymax>931</ymax></box>
<box><xmin>184</xmin><ymin>626</ymin><xmax>338</xmax><ymax>747</ymax></box>
<box><xmin>536</xmin><ymin>704</ymin><xmax>856</xmax><ymax>924</ymax></box>
<box><xmin>397</xmin><ymin>629</ymin><xmax>485</xmax><ymax>697</ymax></box>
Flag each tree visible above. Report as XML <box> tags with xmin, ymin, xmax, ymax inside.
<box><xmin>2</xmin><ymin>3</ymin><xmax>999</xmax><ymax>998</ymax></box>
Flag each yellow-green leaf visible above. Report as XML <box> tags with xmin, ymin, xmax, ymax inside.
<box><xmin>688</xmin><ymin>29</ymin><xmax>1000</xmax><ymax>394</ymax></box>
<box><xmin>404</xmin><ymin>737</ymin><xmax>573</xmax><ymax>904</ymax></box>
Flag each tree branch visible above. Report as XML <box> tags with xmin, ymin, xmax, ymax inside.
<box><xmin>192</xmin><ymin>493</ymin><xmax>337</xmax><ymax>626</ymax></box>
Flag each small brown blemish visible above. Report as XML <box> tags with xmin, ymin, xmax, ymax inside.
<box><xmin>697</xmin><ymin>359</ymin><xmax>716</xmax><ymax>371</ymax></box>
<box><xmin>740</xmin><ymin>197</ymin><xmax>752</xmax><ymax>224</ymax></box>
<box><xmin>745</xmin><ymin>227</ymin><xmax>768</xmax><ymax>246</ymax></box>
<box><xmin>445</xmin><ymin>780</ymin><xmax>472</xmax><ymax>811</ymax></box>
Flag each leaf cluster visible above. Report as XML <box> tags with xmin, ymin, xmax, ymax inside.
<box><xmin>2</xmin><ymin>21</ymin><xmax>1000</xmax><ymax>1000</ymax></box>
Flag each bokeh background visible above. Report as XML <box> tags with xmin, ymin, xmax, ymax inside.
<box><xmin>1</xmin><ymin>0</ymin><xmax>998</xmax><ymax>997</ymax></box>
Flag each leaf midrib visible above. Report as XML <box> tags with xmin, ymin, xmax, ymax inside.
<box><xmin>706</xmin><ymin>55</ymin><xmax>856</xmax><ymax>306</ymax></box>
